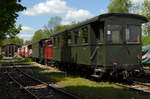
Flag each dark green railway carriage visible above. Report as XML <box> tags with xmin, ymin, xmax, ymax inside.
<box><xmin>32</xmin><ymin>38</ymin><xmax>48</xmax><ymax>62</ymax></box>
<box><xmin>52</xmin><ymin>13</ymin><xmax>148</xmax><ymax>78</ymax></box>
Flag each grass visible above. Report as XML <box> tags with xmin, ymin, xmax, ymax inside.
<box><xmin>0</xmin><ymin>59</ymin><xmax>4</xmax><ymax>68</ymax></box>
<box><xmin>0</xmin><ymin>59</ymin><xmax>5</xmax><ymax>63</ymax></box>
<box><xmin>14</xmin><ymin>58</ymin><xmax>32</xmax><ymax>64</ymax></box>
<box><xmin>33</xmin><ymin>67</ymin><xmax>150</xmax><ymax>99</ymax></box>
<box><xmin>0</xmin><ymin>62</ymin><xmax>2</xmax><ymax>68</ymax></box>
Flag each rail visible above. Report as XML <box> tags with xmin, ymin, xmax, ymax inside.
<box><xmin>6</xmin><ymin>62</ymin><xmax>80</xmax><ymax>99</ymax></box>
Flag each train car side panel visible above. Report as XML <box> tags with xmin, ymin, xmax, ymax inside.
<box><xmin>45</xmin><ymin>45</ymin><xmax>53</xmax><ymax>59</ymax></box>
<box><xmin>27</xmin><ymin>45</ymin><xmax>32</xmax><ymax>57</ymax></box>
<box><xmin>32</xmin><ymin>42</ymin><xmax>40</xmax><ymax>58</ymax></box>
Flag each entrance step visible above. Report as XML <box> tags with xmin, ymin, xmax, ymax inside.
<box><xmin>91</xmin><ymin>74</ymin><xmax>102</xmax><ymax>78</ymax></box>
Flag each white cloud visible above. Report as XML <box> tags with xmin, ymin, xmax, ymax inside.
<box><xmin>18</xmin><ymin>34</ymin><xmax>33</xmax><ymax>41</ymax></box>
<box><xmin>23</xmin><ymin>0</ymin><xmax>93</xmax><ymax>21</ymax></box>
<box><xmin>60</xmin><ymin>21</ymin><xmax>71</xmax><ymax>25</ymax></box>
<box><xmin>65</xmin><ymin>9</ymin><xmax>93</xmax><ymax>21</ymax></box>
<box><xmin>21</xmin><ymin>26</ymin><xmax>35</xmax><ymax>33</ymax></box>
<box><xmin>100</xmin><ymin>9</ymin><xmax>105</xmax><ymax>14</ymax></box>
<box><xmin>23</xmin><ymin>0</ymin><xmax>70</xmax><ymax>16</ymax></box>
<box><xmin>18</xmin><ymin>26</ymin><xmax>35</xmax><ymax>41</ymax></box>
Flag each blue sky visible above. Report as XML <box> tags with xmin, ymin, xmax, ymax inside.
<box><xmin>16</xmin><ymin>0</ymin><xmax>142</xmax><ymax>41</ymax></box>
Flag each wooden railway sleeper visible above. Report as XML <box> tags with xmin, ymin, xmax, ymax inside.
<box><xmin>7</xmin><ymin>70</ymin><xmax>40</xmax><ymax>99</ymax></box>
<box><xmin>15</xmin><ymin>67</ymin><xmax>80</xmax><ymax>99</ymax></box>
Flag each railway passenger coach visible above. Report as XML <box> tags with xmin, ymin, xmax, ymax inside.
<box><xmin>51</xmin><ymin>13</ymin><xmax>148</xmax><ymax>79</ymax></box>
<box><xmin>2</xmin><ymin>43</ymin><xmax>21</xmax><ymax>57</ymax></box>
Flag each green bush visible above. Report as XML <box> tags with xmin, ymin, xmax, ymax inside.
<box><xmin>142</xmin><ymin>35</ymin><xmax>150</xmax><ymax>46</ymax></box>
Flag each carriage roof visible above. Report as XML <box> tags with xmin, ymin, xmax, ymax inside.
<box><xmin>52</xmin><ymin>13</ymin><xmax>148</xmax><ymax>37</ymax></box>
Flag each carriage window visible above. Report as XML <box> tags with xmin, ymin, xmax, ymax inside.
<box><xmin>42</xmin><ymin>42</ymin><xmax>45</xmax><ymax>47</ymax></box>
<box><xmin>74</xmin><ymin>30</ymin><xmax>79</xmax><ymax>44</ymax></box>
<box><xmin>47</xmin><ymin>41</ymin><xmax>52</xmax><ymax>45</ymax></box>
<box><xmin>53</xmin><ymin>37</ymin><xmax>56</xmax><ymax>46</ymax></box>
<box><xmin>95</xmin><ymin>28</ymin><xmax>104</xmax><ymax>43</ymax></box>
<box><xmin>67</xmin><ymin>32</ymin><xmax>72</xmax><ymax>46</ymax></box>
<box><xmin>92</xmin><ymin>22</ymin><xmax>104</xmax><ymax>44</ymax></box>
<box><xmin>57</xmin><ymin>36</ymin><xmax>60</xmax><ymax>47</ymax></box>
<box><xmin>100</xmin><ymin>28</ymin><xmax>104</xmax><ymax>43</ymax></box>
<box><xmin>107</xmin><ymin>25</ymin><xmax>122</xmax><ymax>43</ymax></box>
<box><xmin>60</xmin><ymin>35</ymin><xmax>65</xmax><ymax>47</ymax></box>
<box><xmin>81</xmin><ymin>27</ymin><xmax>88</xmax><ymax>43</ymax></box>
<box><xmin>126</xmin><ymin>25</ymin><xmax>140</xmax><ymax>43</ymax></box>
<box><xmin>126</xmin><ymin>28</ymin><xmax>130</xmax><ymax>41</ymax></box>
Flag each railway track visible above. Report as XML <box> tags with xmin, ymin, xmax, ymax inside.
<box><xmin>113</xmin><ymin>81</ymin><xmax>150</xmax><ymax>95</ymax></box>
<box><xmin>6</xmin><ymin>63</ymin><xmax>80</xmax><ymax>99</ymax></box>
<box><xmin>3</xmin><ymin>59</ymin><xmax>150</xmax><ymax>98</ymax></box>
<box><xmin>132</xmin><ymin>81</ymin><xmax>150</xmax><ymax>93</ymax></box>
<box><xmin>0</xmin><ymin>70</ymin><xmax>33</xmax><ymax>99</ymax></box>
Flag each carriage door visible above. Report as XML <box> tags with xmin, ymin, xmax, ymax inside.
<box><xmin>40</xmin><ymin>41</ymin><xmax>45</xmax><ymax>58</ymax></box>
<box><xmin>90</xmin><ymin>21</ymin><xmax>104</xmax><ymax>66</ymax></box>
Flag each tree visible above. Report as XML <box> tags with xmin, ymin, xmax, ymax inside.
<box><xmin>7</xmin><ymin>24</ymin><xmax>22</xmax><ymax>38</ymax></box>
<box><xmin>139</xmin><ymin>0</ymin><xmax>150</xmax><ymax>46</ymax></box>
<box><xmin>24</xmin><ymin>40</ymin><xmax>31</xmax><ymax>45</ymax></box>
<box><xmin>107</xmin><ymin>0</ymin><xmax>132</xmax><ymax>13</ymax></box>
<box><xmin>141</xmin><ymin>0</ymin><xmax>150</xmax><ymax>36</ymax></box>
<box><xmin>2</xmin><ymin>36</ymin><xmax>24</xmax><ymax>45</ymax></box>
<box><xmin>0</xmin><ymin>0</ymin><xmax>25</xmax><ymax>41</ymax></box>
<box><xmin>0</xmin><ymin>24</ymin><xmax>22</xmax><ymax>42</ymax></box>
<box><xmin>0</xmin><ymin>24</ymin><xmax>23</xmax><ymax>46</ymax></box>
<box><xmin>129</xmin><ymin>2</ymin><xmax>142</xmax><ymax>14</ymax></box>
<box><xmin>43</xmin><ymin>24</ymin><xmax>52</xmax><ymax>37</ymax></box>
<box><xmin>142</xmin><ymin>0</ymin><xmax>150</xmax><ymax>21</ymax></box>
<box><xmin>48</xmin><ymin>16</ymin><xmax>62</xmax><ymax>32</ymax></box>
<box><xmin>55</xmin><ymin>22</ymin><xmax>77</xmax><ymax>32</ymax></box>
<box><xmin>55</xmin><ymin>25</ymin><xmax>71</xmax><ymax>33</ymax></box>
<box><xmin>31</xmin><ymin>29</ymin><xmax>47</xmax><ymax>43</ymax></box>
<box><xmin>43</xmin><ymin>16</ymin><xmax>62</xmax><ymax>36</ymax></box>
<box><xmin>142</xmin><ymin>36</ymin><xmax>150</xmax><ymax>46</ymax></box>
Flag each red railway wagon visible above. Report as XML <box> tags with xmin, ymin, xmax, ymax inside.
<box><xmin>18</xmin><ymin>46</ymin><xmax>27</xmax><ymax>57</ymax></box>
<box><xmin>18</xmin><ymin>45</ymin><xmax>32</xmax><ymax>57</ymax></box>
<box><xmin>44</xmin><ymin>40</ymin><xmax>53</xmax><ymax>64</ymax></box>
<box><xmin>27</xmin><ymin>44</ymin><xmax>32</xmax><ymax>57</ymax></box>
<box><xmin>18</xmin><ymin>48</ymin><xmax>22</xmax><ymax>56</ymax></box>
<box><xmin>22</xmin><ymin>46</ymin><xmax>26</xmax><ymax>57</ymax></box>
